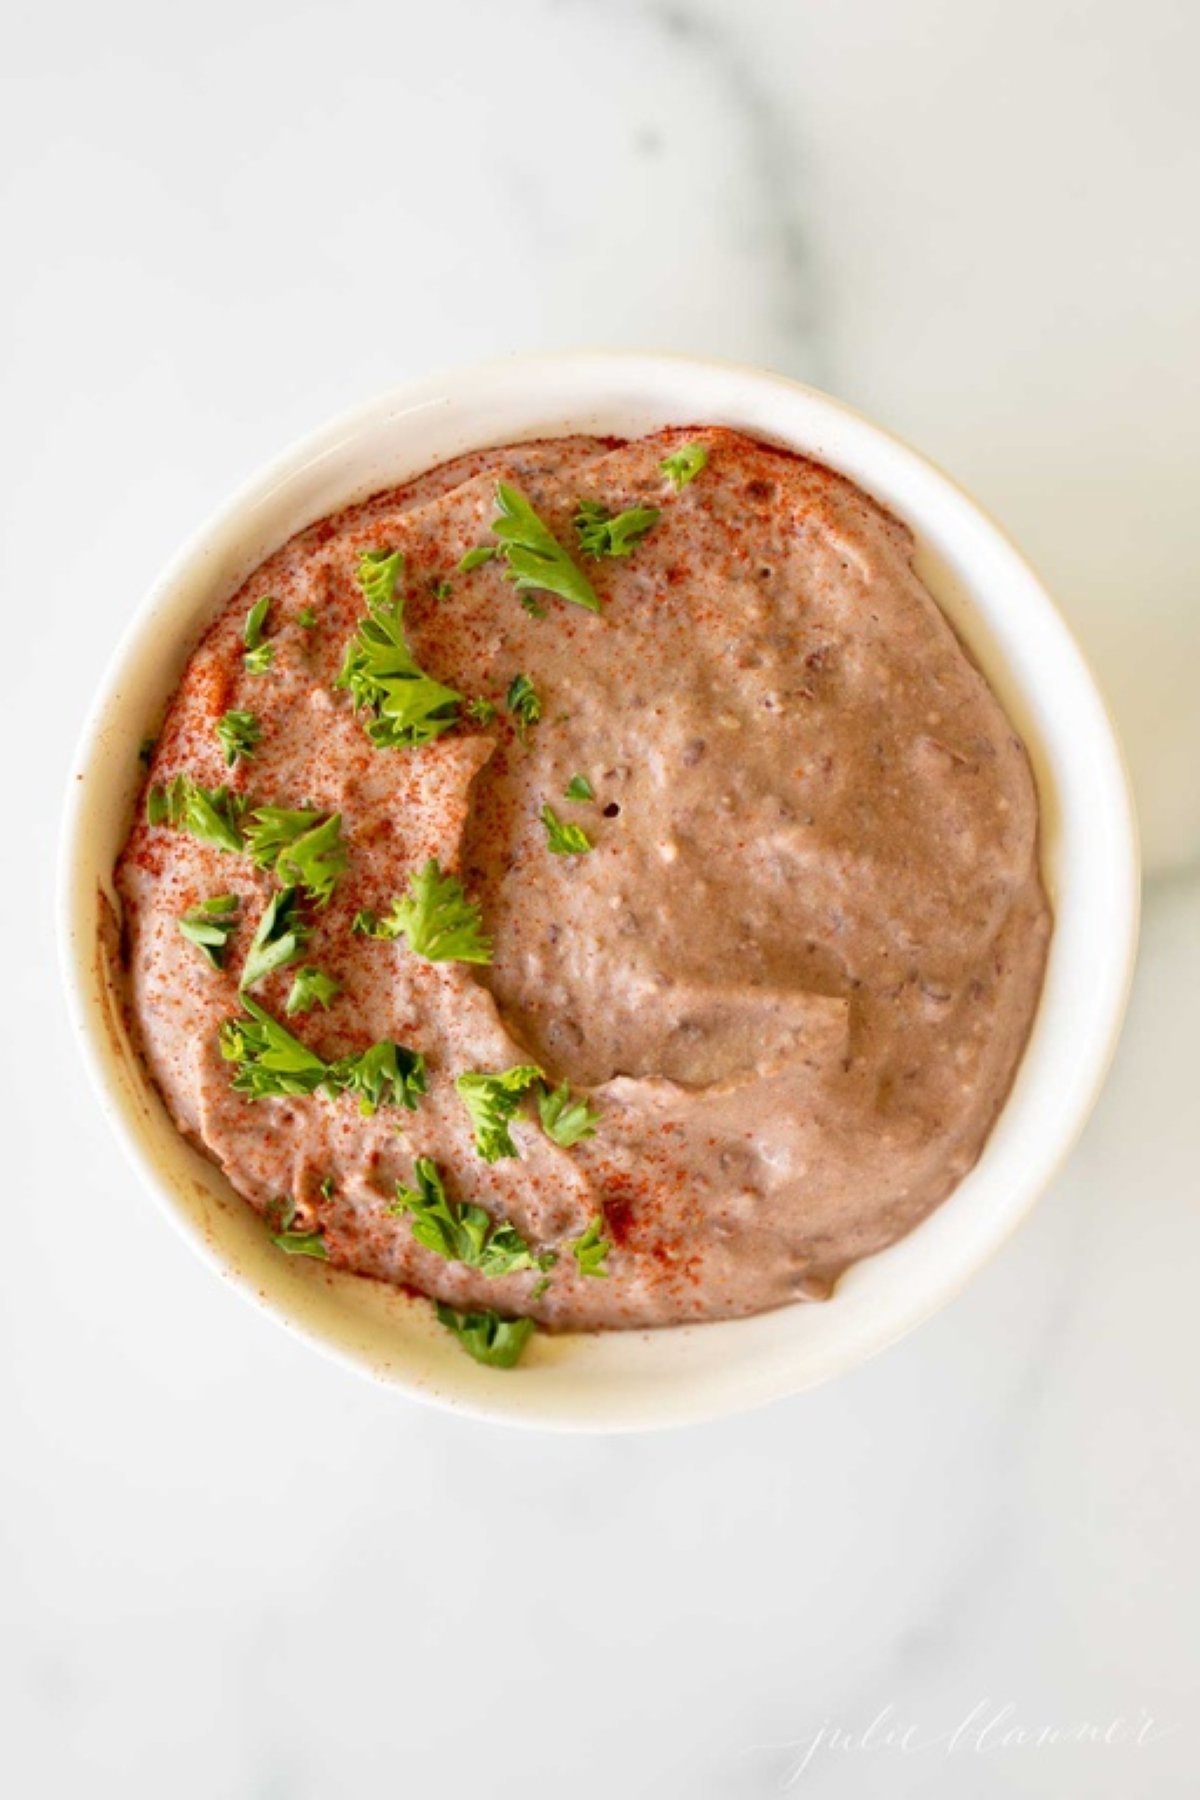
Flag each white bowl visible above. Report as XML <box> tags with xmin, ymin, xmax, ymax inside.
<box><xmin>59</xmin><ymin>353</ymin><xmax>1139</xmax><ymax>1431</ymax></box>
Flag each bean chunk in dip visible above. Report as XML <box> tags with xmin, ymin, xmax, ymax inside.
<box><xmin>115</xmin><ymin>428</ymin><xmax>1051</xmax><ymax>1366</ymax></box>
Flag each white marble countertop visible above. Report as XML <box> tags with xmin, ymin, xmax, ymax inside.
<box><xmin>4</xmin><ymin>1</ymin><xmax>1198</xmax><ymax>1793</ymax></box>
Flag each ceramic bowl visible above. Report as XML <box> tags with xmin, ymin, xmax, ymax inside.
<box><xmin>59</xmin><ymin>353</ymin><xmax>1139</xmax><ymax>1430</ymax></box>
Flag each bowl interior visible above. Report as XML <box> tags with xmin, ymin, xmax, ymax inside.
<box><xmin>60</xmin><ymin>354</ymin><xmax>1139</xmax><ymax>1430</ymax></box>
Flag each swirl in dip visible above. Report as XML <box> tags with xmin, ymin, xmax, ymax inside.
<box><xmin>115</xmin><ymin>428</ymin><xmax>1051</xmax><ymax>1364</ymax></box>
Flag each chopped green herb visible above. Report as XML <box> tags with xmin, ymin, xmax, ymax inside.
<box><xmin>387</xmin><ymin>858</ymin><xmax>492</xmax><ymax>964</ymax></box>
<box><xmin>428</xmin><ymin>578</ymin><xmax>453</xmax><ymax>601</ymax></box>
<box><xmin>491</xmin><ymin>482</ymin><xmax>600</xmax><ymax>614</ymax></box>
<box><xmin>519</xmin><ymin>593</ymin><xmax>547</xmax><ymax>619</ymax></box>
<box><xmin>529</xmin><ymin>1275</ymin><xmax>551</xmax><ymax>1301</ymax></box>
<box><xmin>540</xmin><ymin>804</ymin><xmax>593</xmax><ymax>856</ymax></box>
<box><xmin>455</xmin><ymin>1065</ymin><xmax>543</xmax><ymax>1163</ymax></box>
<box><xmin>574</xmin><ymin>498</ymin><xmax>661</xmax><ymax>558</ymax></box>
<box><xmin>146</xmin><ymin>775</ymin><xmax>247</xmax><ymax>854</ymax></box>
<box><xmin>350</xmin><ymin>908</ymin><xmax>393</xmax><ymax>939</ymax></box>
<box><xmin>267</xmin><ymin>1195</ymin><xmax>327</xmax><ymax>1259</ymax></box>
<box><xmin>506</xmin><ymin>673</ymin><xmax>542</xmax><ymax>741</ymax></box>
<box><xmin>331</xmin><ymin>1040</ymin><xmax>426</xmax><ymax>1116</ymax></box>
<box><xmin>571</xmin><ymin>1213</ymin><xmax>611</xmax><ymax>1278</ymax></box>
<box><xmin>220</xmin><ymin>995</ymin><xmax>424</xmax><ymax>1111</ymax></box>
<box><xmin>297</xmin><ymin>606</ymin><xmax>317</xmax><ymax>629</ymax></box>
<box><xmin>219</xmin><ymin>996</ymin><xmax>330</xmax><ymax>1099</ymax></box>
<box><xmin>563</xmin><ymin>774</ymin><xmax>594</xmax><ymax>802</ymax></box>
<box><xmin>335</xmin><ymin>548</ymin><xmax>461</xmax><ymax>748</ymax></box>
<box><xmin>435</xmin><ymin>1302</ymin><xmax>536</xmax><ymax>1369</ymax></box>
<box><xmin>240</xmin><ymin>887</ymin><xmax>310</xmax><ymax>991</ymax></box>
<box><xmin>285</xmin><ymin>966</ymin><xmax>341</xmax><ymax>1015</ymax></box>
<box><xmin>215</xmin><ymin>709</ymin><xmax>260</xmax><ymax>767</ymax></box>
<box><xmin>392</xmin><ymin>1157</ymin><xmax>547</xmax><ymax>1277</ymax></box>
<box><xmin>319</xmin><ymin>1174</ymin><xmax>335</xmax><ymax>1200</ymax></box>
<box><xmin>245</xmin><ymin>807</ymin><xmax>347</xmax><ymax>905</ymax></box>
<box><xmin>177</xmin><ymin>893</ymin><xmax>239</xmax><ymax>968</ymax></box>
<box><xmin>465</xmin><ymin>697</ymin><xmax>498</xmax><ymax>726</ymax></box>
<box><xmin>659</xmin><ymin>442</ymin><xmax>709</xmax><ymax>489</ymax></box>
<box><xmin>538</xmin><ymin>1080</ymin><xmax>601</xmax><ymax>1148</ymax></box>
<box><xmin>243</xmin><ymin>595</ymin><xmax>275</xmax><ymax>675</ymax></box>
<box><xmin>457</xmin><ymin>544</ymin><xmax>497</xmax><ymax>573</ymax></box>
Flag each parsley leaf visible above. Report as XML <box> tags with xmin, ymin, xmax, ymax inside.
<box><xmin>335</xmin><ymin>548</ymin><xmax>461</xmax><ymax>748</ymax></box>
<box><xmin>240</xmin><ymin>886</ymin><xmax>310</xmax><ymax>990</ymax></box>
<box><xmin>491</xmin><ymin>482</ymin><xmax>600</xmax><ymax>614</ymax></box>
<box><xmin>659</xmin><ymin>442</ymin><xmax>709</xmax><ymax>489</ymax></box>
<box><xmin>215</xmin><ymin>709</ymin><xmax>260</xmax><ymax>767</ymax></box>
<box><xmin>330</xmin><ymin>1040</ymin><xmax>426</xmax><ymax>1116</ymax></box>
<box><xmin>147</xmin><ymin>775</ymin><xmax>247</xmax><ymax>854</ymax></box>
<box><xmin>455</xmin><ymin>1065</ymin><xmax>543</xmax><ymax>1163</ymax></box>
<box><xmin>243</xmin><ymin>595</ymin><xmax>275</xmax><ymax>675</ymax></box>
<box><xmin>457</xmin><ymin>544</ymin><xmax>496</xmax><ymax>573</ymax></box>
<box><xmin>297</xmin><ymin>606</ymin><xmax>317</xmax><ymax>629</ymax></box>
<box><xmin>245</xmin><ymin>807</ymin><xmax>347</xmax><ymax>905</ymax></box>
<box><xmin>574</xmin><ymin>498</ymin><xmax>661</xmax><ymax>558</ymax></box>
<box><xmin>506</xmin><ymin>673</ymin><xmax>541</xmax><ymax>742</ymax></box>
<box><xmin>435</xmin><ymin>1302</ymin><xmax>536</xmax><ymax>1369</ymax></box>
<box><xmin>219</xmin><ymin>996</ymin><xmax>330</xmax><ymax>1099</ymax></box>
<box><xmin>465</xmin><ymin>697</ymin><xmax>497</xmax><ymax>726</ymax></box>
<box><xmin>540</xmin><ymin>804</ymin><xmax>593</xmax><ymax>856</ymax></box>
<box><xmin>387</xmin><ymin>858</ymin><xmax>492</xmax><ymax>964</ymax></box>
<box><xmin>177</xmin><ymin>894</ymin><xmax>239</xmax><ymax>968</ymax></box>
<box><xmin>220</xmin><ymin>996</ymin><xmax>424</xmax><ymax>1111</ymax></box>
<box><xmin>571</xmin><ymin>1214</ymin><xmax>611</xmax><ymax>1278</ymax></box>
<box><xmin>266</xmin><ymin>1195</ymin><xmax>327</xmax><ymax>1259</ymax></box>
<box><xmin>429</xmin><ymin>578</ymin><xmax>452</xmax><ymax>601</ymax></box>
<box><xmin>392</xmin><ymin>1157</ymin><xmax>547</xmax><ymax>1276</ymax></box>
<box><xmin>538</xmin><ymin>1080</ymin><xmax>601</xmax><ymax>1148</ymax></box>
<box><xmin>563</xmin><ymin>774</ymin><xmax>594</xmax><ymax>802</ymax></box>
<box><xmin>285</xmin><ymin>966</ymin><xmax>341</xmax><ymax>1015</ymax></box>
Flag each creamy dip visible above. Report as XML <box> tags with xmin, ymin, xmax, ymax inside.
<box><xmin>116</xmin><ymin>428</ymin><xmax>1051</xmax><ymax>1343</ymax></box>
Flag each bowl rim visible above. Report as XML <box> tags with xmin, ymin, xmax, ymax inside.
<box><xmin>58</xmin><ymin>350</ymin><xmax>1140</xmax><ymax>1432</ymax></box>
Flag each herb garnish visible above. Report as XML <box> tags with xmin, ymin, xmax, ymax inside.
<box><xmin>570</xmin><ymin>1214</ymin><xmax>611</xmax><ymax>1278</ymax></box>
<box><xmin>455</xmin><ymin>1065</ymin><xmax>543</xmax><ymax>1163</ymax></box>
<box><xmin>147</xmin><ymin>775</ymin><xmax>247</xmax><ymax>854</ymax></box>
<box><xmin>491</xmin><ymin>482</ymin><xmax>600</xmax><ymax>614</ymax></box>
<box><xmin>465</xmin><ymin>697</ymin><xmax>498</xmax><ymax>726</ymax></box>
<box><xmin>574</xmin><ymin>498</ymin><xmax>661</xmax><ymax>558</ymax></box>
<box><xmin>297</xmin><ymin>606</ymin><xmax>317</xmax><ymax>629</ymax></box>
<box><xmin>216</xmin><ymin>709</ymin><xmax>260</xmax><ymax>767</ymax></box>
<box><xmin>285</xmin><ymin>966</ymin><xmax>341</xmax><ymax>1015</ymax></box>
<box><xmin>538</xmin><ymin>1080</ymin><xmax>601</xmax><ymax>1148</ymax></box>
<box><xmin>245</xmin><ymin>807</ymin><xmax>347</xmax><ymax>905</ymax></box>
<box><xmin>219</xmin><ymin>996</ymin><xmax>330</xmax><ymax>1098</ymax></box>
<box><xmin>458</xmin><ymin>544</ymin><xmax>497</xmax><ymax>573</ymax></box>
<box><xmin>429</xmin><ymin>578</ymin><xmax>452</xmax><ymax>602</ymax></box>
<box><xmin>659</xmin><ymin>442</ymin><xmax>709</xmax><ymax>489</ymax></box>
<box><xmin>266</xmin><ymin>1195</ymin><xmax>327</xmax><ymax>1259</ymax></box>
<box><xmin>506</xmin><ymin>673</ymin><xmax>541</xmax><ymax>741</ymax></box>
<box><xmin>177</xmin><ymin>894</ymin><xmax>239</xmax><ymax>968</ymax></box>
<box><xmin>563</xmin><ymin>774</ymin><xmax>594</xmax><ymax>802</ymax></box>
<box><xmin>364</xmin><ymin>858</ymin><xmax>492</xmax><ymax>964</ymax></box>
<box><xmin>333</xmin><ymin>1040</ymin><xmax>426</xmax><ymax>1116</ymax></box>
<box><xmin>243</xmin><ymin>596</ymin><xmax>275</xmax><ymax>675</ymax></box>
<box><xmin>540</xmin><ymin>804</ymin><xmax>593</xmax><ymax>856</ymax></box>
<box><xmin>392</xmin><ymin>1157</ymin><xmax>548</xmax><ymax>1277</ymax></box>
<box><xmin>335</xmin><ymin>549</ymin><xmax>461</xmax><ymax>748</ymax></box>
<box><xmin>219</xmin><ymin>996</ymin><xmax>424</xmax><ymax>1111</ymax></box>
<box><xmin>435</xmin><ymin>1303</ymin><xmax>536</xmax><ymax>1369</ymax></box>
<box><xmin>240</xmin><ymin>887</ymin><xmax>310</xmax><ymax>990</ymax></box>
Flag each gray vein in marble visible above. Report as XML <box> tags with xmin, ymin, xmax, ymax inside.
<box><xmin>571</xmin><ymin>0</ymin><xmax>828</xmax><ymax>382</ymax></box>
